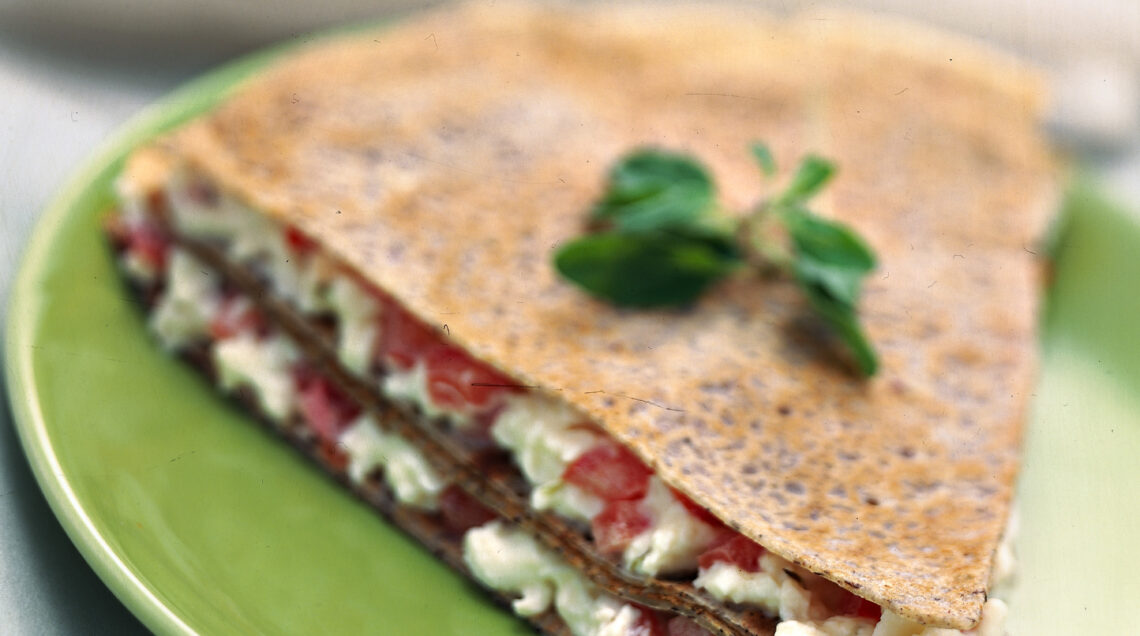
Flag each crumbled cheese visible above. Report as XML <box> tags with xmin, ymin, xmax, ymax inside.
<box><xmin>596</xmin><ymin>604</ymin><xmax>643</xmax><ymax>636</ymax></box>
<box><xmin>213</xmin><ymin>332</ymin><xmax>298</xmax><ymax>420</ymax></box>
<box><xmin>337</xmin><ymin>415</ymin><xmax>445</xmax><ymax>509</ymax></box>
<box><xmin>776</xmin><ymin>618</ymin><xmax>874</xmax><ymax>636</ymax></box>
<box><xmin>325</xmin><ymin>276</ymin><xmax>380</xmax><ymax>375</ymax></box>
<box><xmin>491</xmin><ymin>394</ymin><xmax>604</xmax><ymax>521</ymax></box>
<box><xmin>167</xmin><ymin>175</ymin><xmax>335</xmax><ymax>320</ymax></box>
<box><xmin>989</xmin><ymin>508</ymin><xmax>1018</xmax><ymax>594</ymax></box>
<box><xmin>623</xmin><ymin>477</ymin><xmax>718</xmax><ymax>577</ymax></box>
<box><xmin>117</xmin><ymin>203</ymin><xmax>160</xmax><ymax>282</ymax></box>
<box><xmin>776</xmin><ymin>622</ymin><xmax>828</xmax><ymax>636</ymax></box>
<box><xmin>696</xmin><ymin>552</ymin><xmax>879</xmax><ymax>634</ymax></box>
<box><xmin>492</xmin><ymin>395</ymin><xmax>599</xmax><ymax>484</ymax></box>
<box><xmin>695</xmin><ymin>561</ymin><xmax>782</xmax><ymax>615</ymax></box>
<box><xmin>779</xmin><ymin>580</ymin><xmax>814</xmax><ymax>622</ymax></box>
<box><xmin>531</xmin><ymin>480</ymin><xmax>604</xmax><ymax>524</ymax></box>
<box><xmin>463</xmin><ymin>521</ymin><xmax>642</xmax><ymax>636</ymax></box>
<box><xmin>150</xmin><ymin>250</ymin><xmax>220</xmax><ymax>349</ymax></box>
<box><xmin>168</xmin><ymin>176</ymin><xmax>273</xmax><ymax>256</ymax></box>
<box><xmin>974</xmin><ymin>599</ymin><xmax>1007</xmax><ymax>636</ymax></box>
<box><xmin>382</xmin><ymin>361</ymin><xmax>454</xmax><ymax>422</ymax></box>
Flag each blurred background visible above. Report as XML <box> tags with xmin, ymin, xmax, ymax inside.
<box><xmin>0</xmin><ymin>0</ymin><xmax>1137</xmax><ymax>633</ymax></box>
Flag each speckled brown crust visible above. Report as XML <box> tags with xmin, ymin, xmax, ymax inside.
<box><xmin>120</xmin><ymin>2</ymin><xmax>1056</xmax><ymax>629</ymax></box>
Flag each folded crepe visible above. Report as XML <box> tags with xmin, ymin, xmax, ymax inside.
<box><xmin>106</xmin><ymin>2</ymin><xmax>1056</xmax><ymax>634</ymax></box>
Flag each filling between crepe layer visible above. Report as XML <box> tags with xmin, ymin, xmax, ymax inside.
<box><xmin>112</xmin><ymin>171</ymin><xmax>1014</xmax><ymax>636</ymax></box>
<box><xmin>115</xmin><ymin>235</ymin><xmax>673</xmax><ymax>635</ymax></box>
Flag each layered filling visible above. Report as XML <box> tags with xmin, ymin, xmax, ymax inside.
<box><xmin>111</xmin><ymin>171</ymin><xmax>1013</xmax><ymax>636</ymax></box>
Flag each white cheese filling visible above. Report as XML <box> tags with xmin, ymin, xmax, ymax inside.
<box><xmin>463</xmin><ymin>521</ymin><xmax>646</xmax><ymax>636</ymax></box>
<box><xmin>338</xmin><ymin>414</ymin><xmax>446</xmax><ymax>509</ymax></box>
<box><xmin>325</xmin><ymin>276</ymin><xmax>381</xmax><ymax>375</ymax></box>
<box><xmin>163</xmin><ymin>174</ymin><xmax>367</xmax><ymax>370</ymax></box>
<box><xmin>698</xmin><ymin>509</ymin><xmax>1021</xmax><ymax>636</ymax></box>
<box><xmin>150</xmin><ymin>250</ymin><xmax>220</xmax><ymax>349</ymax></box>
<box><xmin>213</xmin><ymin>333</ymin><xmax>299</xmax><ymax>421</ymax></box>
<box><xmin>155</xmin><ymin>176</ymin><xmax>614</xmax><ymax>524</ymax></box>
<box><xmin>624</xmin><ymin>477</ymin><xmax>718</xmax><ymax>577</ymax></box>
<box><xmin>382</xmin><ymin>361</ymin><xmax>456</xmax><ymax>424</ymax></box>
<box><xmin>136</xmin><ymin>242</ymin><xmax>445</xmax><ymax>513</ymax></box>
<box><xmin>491</xmin><ymin>395</ymin><xmax>604</xmax><ymax>523</ymax></box>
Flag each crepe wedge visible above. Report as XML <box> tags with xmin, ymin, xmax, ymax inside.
<box><xmin>106</xmin><ymin>2</ymin><xmax>1056</xmax><ymax>634</ymax></box>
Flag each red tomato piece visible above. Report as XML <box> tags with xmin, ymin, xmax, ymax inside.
<box><xmin>438</xmin><ymin>485</ymin><xmax>497</xmax><ymax>534</ymax></box>
<box><xmin>629</xmin><ymin>606</ymin><xmax>668</xmax><ymax>636</ymax></box>
<box><xmin>591</xmin><ymin>500</ymin><xmax>651</xmax><ymax>554</ymax></box>
<box><xmin>284</xmin><ymin>224</ymin><xmax>319</xmax><ymax>256</ymax></box>
<box><xmin>666</xmin><ymin>616</ymin><xmax>710</xmax><ymax>636</ymax></box>
<box><xmin>825</xmin><ymin>587</ymin><xmax>882</xmax><ymax>622</ymax></box>
<box><xmin>317</xmin><ymin>439</ymin><xmax>349</xmax><ymax>473</ymax></box>
<box><xmin>128</xmin><ymin>221</ymin><xmax>170</xmax><ymax>272</ymax></box>
<box><xmin>562</xmin><ymin>444</ymin><xmax>652</xmax><ymax>501</ymax></box>
<box><xmin>670</xmin><ymin>488</ymin><xmax>725</xmax><ymax>529</ymax></box>
<box><xmin>697</xmin><ymin>533</ymin><xmax>766</xmax><ymax>572</ymax></box>
<box><xmin>425</xmin><ymin>345</ymin><xmax>518</xmax><ymax>413</ymax></box>
<box><xmin>378</xmin><ymin>303</ymin><xmax>443</xmax><ymax>370</ymax></box>
<box><xmin>210</xmin><ymin>296</ymin><xmax>265</xmax><ymax>340</ymax></box>
<box><xmin>294</xmin><ymin>368</ymin><xmax>361</xmax><ymax>444</ymax></box>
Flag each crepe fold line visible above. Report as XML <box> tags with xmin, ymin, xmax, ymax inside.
<box><xmin>120</xmin><ymin>1</ymin><xmax>1056</xmax><ymax>628</ymax></box>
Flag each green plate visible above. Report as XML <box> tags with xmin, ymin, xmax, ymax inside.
<box><xmin>5</xmin><ymin>29</ymin><xmax>1139</xmax><ymax>636</ymax></box>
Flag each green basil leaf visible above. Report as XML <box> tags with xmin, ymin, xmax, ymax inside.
<box><xmin>591</xmin><ymin>149</ymin><xmax>714</xmax><ymax>233</ymax></box>
<box><xmin>554</xmin><ymin>231</ymin><xmax>740</xmax><ymax>307</ymax></box>
<box><xmin>783</xmin><ymin>206</ymin><xmax>877</xmax><ymax>374</ymax></box>
<box><xmin>783</xmin><ymin>206</ymin><xmax>875</xmax><ymax>272</ymax></box>
<box><xmin>781</xmin><ymin>155</ymin><xmax>835</xmax><ymax>203</ymax></box>
<box><xmin>750</xmin><ymin>142</ymin><xmax>777</xmax><ymax>177</ymax></box>
<box><xmin>793</xmin><ymin>256</ymin><xmax>865</xmax><ymax>307</ymax></box>
<box><xmin>798</xmin><ymin>275</ymin><xmax>880</xmax><ymax>376</ymax></box>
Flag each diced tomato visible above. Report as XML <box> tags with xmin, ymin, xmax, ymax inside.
<box><xmin>697</xmin><ymin>533</ymin><xmax>766</xmax><ymax>572</ymax></box>
<box><xmin>210</xmin><ymin>296</ymin><xmax>266</xmax><ymax>340</ymax></box>
<box><xmin>424</xmin><ymin>345</ymin><xmax>518</xmax><ymax>413</ymax></box>
<box><xmin>670</xmin><ymin>488</ymin><xmax>725</xmax><ymax>529</ymax></box>
<box><xmin>284</xmin><ymin>224</ymin><xmax>319</xmax><ymax>256</ymax></box>
<box><xmin>438</xmin><ymin>485</ymin><xmax>497</xmax><ymax>534</ymax></box>
<box><xmin>666</xmin><ymin>616</ymin><xmax>710</xmax><ymax>636</ymax></box>
<box><xmin>563</xmin><ymin>444</ymin><xmax>652</xmax><ymax>501</ymax></box>
<box><xmin>127</xmin><ymin>221</ymin><xmax>170</xmax><ymax>272</ymax></box>
<box><xmin>591</xmin><ymin>499</ymin><xmax>651</xmax><ymax>554</ymax></box>
<box><xmin>316</xmin><ymin>439</ymin><xmax>349</xmax><ymax>473</ymax></box>
<box><xmin>378</xmin><ymin>303</ymin><xmax>443</xmax><ymax>370</ymax></box>
<box><xmin>825</xmin><ymin>587</ymin><xmax>882</xmax><ymax>622</ymax></box>
<box><xmin>294</xmin><ymin>368</ymin><xmax>361</xmax><ymax>444</ymax></box>
<box><xmin>629</xmin><ymin>606</ymin><xmax>668</xmax><ymax>636</ymax></box>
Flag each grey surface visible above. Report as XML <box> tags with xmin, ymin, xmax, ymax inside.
<box><xmin>0</xmin><ymin>4</ymin><xmax>1137</xmax><ymax>636</ymax></box>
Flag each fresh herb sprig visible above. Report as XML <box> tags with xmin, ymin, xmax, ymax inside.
<box><xmin>554</xmin><ymin>144</ymin><xmax>879</xmax><ymax>376</ymax></box>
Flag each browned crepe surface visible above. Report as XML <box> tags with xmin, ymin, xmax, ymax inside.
<box><xmin>124</xmin><ymin>2</ymin><xmax>1056</xmax><ymax>629</ymax></box>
